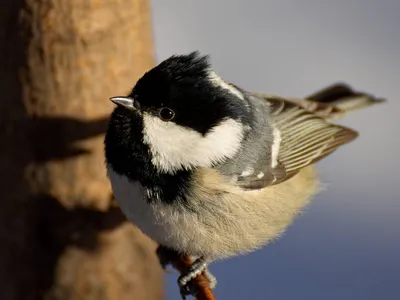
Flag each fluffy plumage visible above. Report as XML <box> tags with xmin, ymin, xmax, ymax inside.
<box><xmin>104</xmin><ymin>51</ymin><xmax>384</xmax><ymax>292</ymax></box>
<box><xmin>107</xmin><ymin>164</ymin><xmax>319</xmax><ymax>258</ymax></box>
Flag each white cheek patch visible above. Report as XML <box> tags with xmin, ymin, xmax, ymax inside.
<box><xmin>207</xmin><ymin>71</ymin><xmax>245</xmax><ymax>101</ymax></box>
<box><xmin>142</xmin><ymin>114</ymin><xmax>244</xmax><ymax>173</ymax></box>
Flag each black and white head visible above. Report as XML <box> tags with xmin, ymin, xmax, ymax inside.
<box><xmin>105</xmin><ymin>52</ymin><xmax>252</xmax><ymax>175</ymax></box>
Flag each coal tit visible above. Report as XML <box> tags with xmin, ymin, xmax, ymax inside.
<box><xmin>104</xmin><ymin>52</ymin><xmax>384</xmax><ymax>295</ymax></box>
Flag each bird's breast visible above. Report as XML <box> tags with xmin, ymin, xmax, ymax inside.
<box><xmin>107</xmin><ymin>166</ymin><xmax>174</xmax><ymax>244</ymax></box>
<box><xmin>107</xmin><ymin>165</ymin><xmax>320</xmax><ymax>259</ymax></box>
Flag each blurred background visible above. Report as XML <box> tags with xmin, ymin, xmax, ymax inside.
<box><xmin>1</xmin><ymin>1</ymin><xmax>398</xmax><ymax>300</ymax></box>
<box><xmin>151</xmin><ymin>1</ymin><xmax>400</xmax><ymax>299</ymax></box>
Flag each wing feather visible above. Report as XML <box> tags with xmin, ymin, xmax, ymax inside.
<box><xmin>235</xmin><ymin>95</ymin><xmax>358</xmax><ymax>189</ymax></box>
<box><xmin>270</xmin><ymin>97</ymin><xmax>358</xmax><ymax>176</ymax></box>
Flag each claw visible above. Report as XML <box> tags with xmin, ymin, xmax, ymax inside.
<box><xmin>178</xmin><ymin>258</ymin><xmax>208</xmax><ymax>297</ymax></box>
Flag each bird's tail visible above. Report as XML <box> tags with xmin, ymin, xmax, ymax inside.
<box><xmin>306</xmin><ymin>83</ymin><xmax>385</xmax><ymax>115</ymax></box>
<box><xmin>252</xmin><ymin>83</ymin><xmax>385</xmax><ymax>121</ymax></box>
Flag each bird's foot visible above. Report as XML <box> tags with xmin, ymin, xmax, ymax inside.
<box><xmin>189</xmin><ymin>256</ymin><xmax>217</xmax><ymax>289</ymax></box>
<box><xmin>178</xmin><ymin>257</ymin><xmax>209</xmax><ymax>298</ymax></box>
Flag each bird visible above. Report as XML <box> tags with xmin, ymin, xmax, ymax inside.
<box><xmin>104</xmin><ymin>51</ymin><xmax>384</xmax><ymax>297</ymax></box>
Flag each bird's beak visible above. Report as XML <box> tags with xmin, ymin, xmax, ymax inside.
<box><xmin>110</xmin><ymin>96</ymin><xmax>136</xmax><ymax>109</ymax></box>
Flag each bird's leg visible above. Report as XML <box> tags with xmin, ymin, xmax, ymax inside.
<box><xmin>156</xmin><ymin>244</ymin><xmax>176</xmax><ymax>270</ymax></box>
<box><xmin>178</xmin><ymin>256</ymin><xmax>209</xmax><ymax>297</ymax></box>
<box><xmin>157</xmin><ymin>248</ymin><xmax>216</xmax><ymax>298</ymax></box>
<box><xmin>189</xmin><ymin>255</ymin><xmax>217</xmax><ymax>289</ymax></box>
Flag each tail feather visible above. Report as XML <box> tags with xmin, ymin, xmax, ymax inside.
<box><xmin>252</xmin><ymin>83</ymin><xmax>385</xmax><ymax>122</ymax></box>
<box><xmin>306</xmin><ymin>83</ymin><xmax>385</xmax><ymax>113</ymax></box>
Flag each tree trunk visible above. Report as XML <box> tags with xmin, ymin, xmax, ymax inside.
<box><xmin>0</xmin><ymin>1</ymin><xmax>163</xmax><ymax>300</ymax></box>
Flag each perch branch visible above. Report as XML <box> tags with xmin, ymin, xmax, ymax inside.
<box><xmin>168</xmin><ymin>251</ymin><xmax>216</xmax><ymax>300</ymax></box>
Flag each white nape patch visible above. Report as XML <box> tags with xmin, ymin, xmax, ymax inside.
<box><xmin>271</xmin><ymin>127</ymin><xmax>281</xmax><ymax>168</ymax></box>
<box><xmin>207</xmin><ymin>71</ymin><xmax>245</xmax><ymax>100</ymax></box>
<box><xmin>240</xmin><ymin>166</ymin><xmax>254</xmax><ymax>177</ymax></box>
<box><xmin>142</xmin><ymin>114</ymin><xmax>244</xmax><ymax>173</ymax></box>
<box><xmin>257</xmin><ymin>172</ymin><xmax>264</xmax><ymax>179</ymax></box>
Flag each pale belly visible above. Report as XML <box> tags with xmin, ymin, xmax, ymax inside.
<box><xmin>107</xmin><ymin>167</ymin><xmax>243</xmax><ymax>258</ymax></box>
<box><xmin>107</xmin><ymin>165</ymin><xmax>319</xmax><ymax>259</ymax></box>
<box><xmin>107</xmin><ymin>167</ymin><xmax>175</xmax><ymax>247</ymax></box>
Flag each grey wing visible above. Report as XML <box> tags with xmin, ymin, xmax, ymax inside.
<box><xmin>234</xmin><ymin>95</ymin><xmax>358</xmax><ymax>190</ymax></box>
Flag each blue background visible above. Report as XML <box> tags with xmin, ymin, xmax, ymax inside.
<box><xmin>150</xmin><ymin>1</ymin><xmax>400</xmax><ymax>299</ymax></box>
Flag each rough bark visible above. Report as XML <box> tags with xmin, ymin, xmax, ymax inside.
<box><xmin>0</xmin><ymin>1</ymin><xmax>163</xmax><ymax>299</ymax></box>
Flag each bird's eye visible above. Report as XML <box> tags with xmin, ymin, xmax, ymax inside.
<box><xmin>159</xmin><ymin>107</ymin><xmax>175</xmax><ymax>121</ymax></box>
